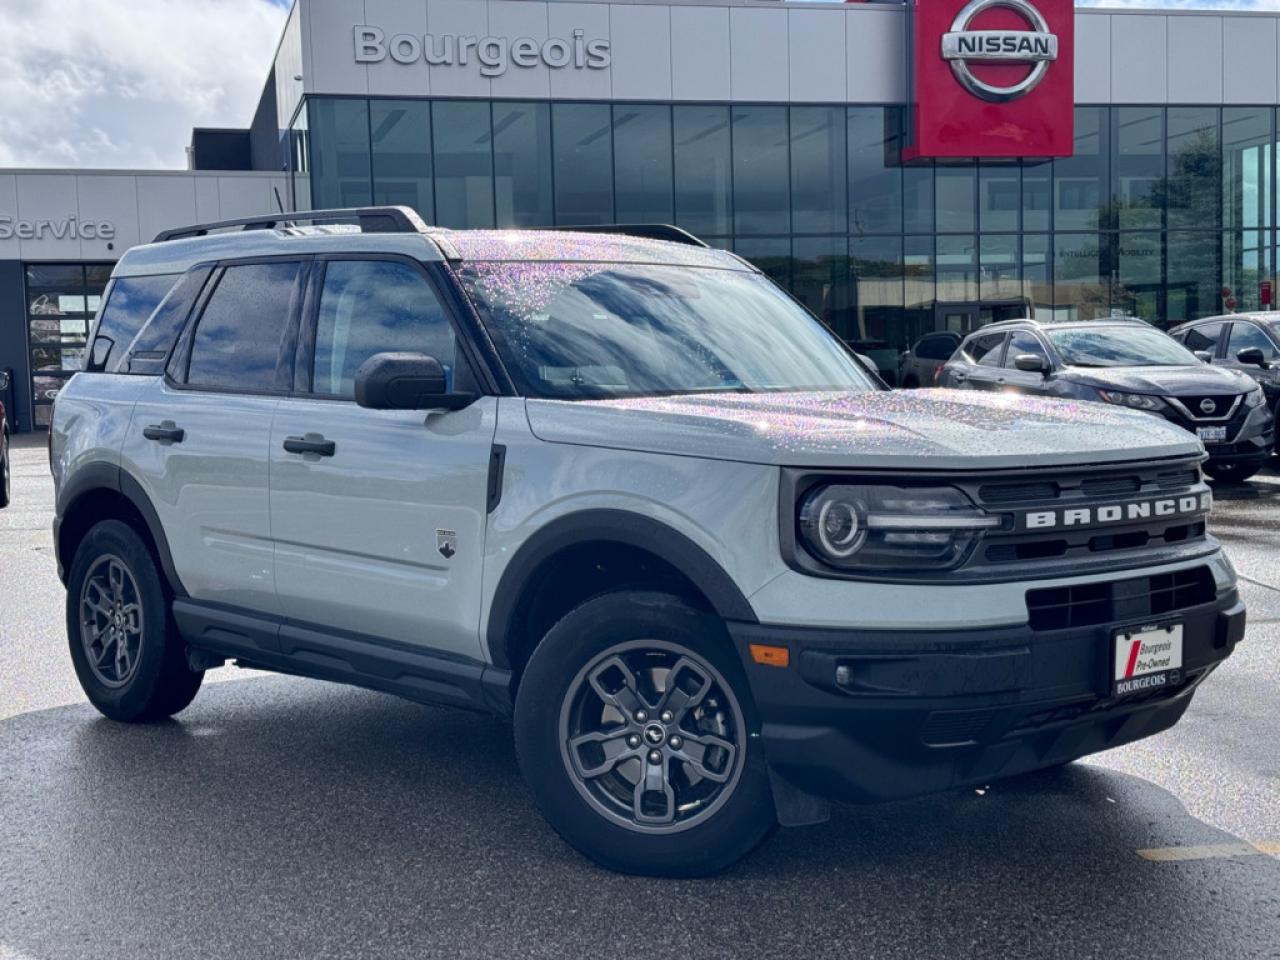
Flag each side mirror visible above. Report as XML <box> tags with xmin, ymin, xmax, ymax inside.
<box><xmin>354</xmin><ymin>352</ymin><xmax>475</xmax><ymax>411</ymax></box>
<box><xmin>1013</xmin><ymin>353</ymin><xmax>1049</xmax><ymax>375</ymax></box>
<box><xmin>1194</xmin><ymin>350</ymin><xmax>1214</xmax><ymax>364</ymax></box>
<box><xmin>1236</xmin><ymin>346</ymin><xmax>1269</xmax><ymax>368</ymax></box>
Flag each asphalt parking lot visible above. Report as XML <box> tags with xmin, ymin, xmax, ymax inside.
<box><xmin>2</xmin><ymin>434</ymin><xmax>1278</xmax><ymax>960</ymax></box>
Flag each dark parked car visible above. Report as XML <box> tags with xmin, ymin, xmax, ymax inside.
<box><xmin>938</xmin><ymin>318</ymin><xmax>1275</xmax><ymax>482</ymax></box>
<box><xmin>1168</xmin><ymin>314</ymin><xmax>1280</xmax><ymax>449</ymax></box>
<box><xmin>0</xmin><ymin>370</ymin><xmax>10</xmax><ymax>508</ymax></box>
<box><xmin>899</xmin><ymin>330</ymin><xmax>963</xmax><ymax>388</ymax></box>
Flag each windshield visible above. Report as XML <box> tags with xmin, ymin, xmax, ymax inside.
<box><xmin>1047</xmin><ymin>326</ymin><xmax>1201</xmax><ymax>368</ymax></box>
<box><xmin>457</xmin><ymin>262</ymin><xmax>877</xmax><ymax>399</ymax></box>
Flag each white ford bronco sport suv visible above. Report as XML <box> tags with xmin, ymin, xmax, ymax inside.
<box><xmin>51</xmin><ymin>207</ymin><xmax>1245</xmax><ymax>876</ymax></box>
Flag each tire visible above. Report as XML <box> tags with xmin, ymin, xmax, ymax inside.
<box><xmin>1204</xmin><ymin>462</ymin><xmax>1261</xmax><ymax>483</ymax></box>
<box><xmin>514</xmin><ymin>591</ymin><xmax>776</xmax><ymax>876</ymax></box>
<box><xmin>0</xmin><ymin>432</ymin><xmax>10</xmax><ymax>509</ymax></box>
<box><xmin>65</xmin><ymin>519</ymin><xmax>203</xmax><ymax>722</ymax></box>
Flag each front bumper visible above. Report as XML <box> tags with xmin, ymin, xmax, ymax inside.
<box><xmin>731</xmin><ymin>586</ymin><xmax>1244</xmax><ymax>805</ymax></box>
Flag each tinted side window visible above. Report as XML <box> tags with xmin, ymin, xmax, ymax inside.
<box><xmin>186</xmin><ymin>262</ymin><xmax>301</xmax><ymax>391</ymax></box>
<box><xmin>312</xmin><ymin>261</ymin><xmax>462</xmax><ymax>398</ymax></box>
<box><xmin>1183</xmin><ymin>322</ymin><xmax>1224</xmax><ymax>354</ymax></box>
<box><xmin>1004</xmin><ymin>331</ymin><xmax>1050</xmax><ymax>367</ymax></box>
<box><xmin>1227</xmin><ymin>322</ymin><xmax>1277</xmax><ymax>359</ymax></box>
<box><xmin>917</xmin><ymin>335</ymin><xmax>959</xmax><ymax>361</ymax></box>
<box><xmin>88</xmin><ymin>274</ymin><xmax>179</xmax><ymax>372</ymax></box>
<box><xmin>126</xmin><ymin>267</ymin><xmax>213</xmax><ymax>374</ymax></box>
<box><xmin>965</xmin><ymin>333</ymin><xmax>1006</xmax><ymax>366</ymax></box>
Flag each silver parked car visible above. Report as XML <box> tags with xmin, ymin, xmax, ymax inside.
<box><xmin>899</xmin><ymin>331</ymin><xmax>962</xmax><ymax>388</ymax></box>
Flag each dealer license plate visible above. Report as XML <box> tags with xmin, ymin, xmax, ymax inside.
<box><xmin>1196</xmin><ymin>426</ymin><xmax>1228</xmax><ymax>443</ymax></box>
<box><xmin>1114</xmin><ymin>624</ymin><xmax>1183</xmax><ymax>697</ymax></box>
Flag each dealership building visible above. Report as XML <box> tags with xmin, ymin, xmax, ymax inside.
<box><xmin>3</xmin><ymin>0</ymin><xmax>1280</xmax><ymax>430</ymax></box>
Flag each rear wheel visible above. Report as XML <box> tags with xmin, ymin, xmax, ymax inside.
<box><xmin>514</xmin><ymin>591</ymin><xmax>776</xmax><ymax>876</ymax></box>
<box><xmin>66</xmin><ymin>519</ymin><xmax>203</xmax><ymax>722</ymax></box>
<box><xmin>1204</xmin><ymin>462</ymin><xmax>1261</xmax><ymax>483</ymax></box>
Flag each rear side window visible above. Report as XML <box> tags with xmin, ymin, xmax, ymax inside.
<box><xmin>87</xmin><ymin>274</ymin><xmax>179</xmax><ymax>372</ymax></box>
<box><xmin>965</xmin><ymin>333</ymin><xmax>1006</xmax><ymax>366</ymax></box>
<box><xmin>185</xmin><ymin>262</ymin><xmax>302</xmax><ymax>392</ymax></box>
<box><xmin>916</xmin><ymin>335</ymin><xmax>959</xmax><ymax>361</ymax></box>
<box><xmin>1183</xmin><ymin>322</ymin><xmax>1224</xmax><ymax>354</ymax></box>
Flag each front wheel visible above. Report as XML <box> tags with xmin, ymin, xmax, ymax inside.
<box><xmin>514</xmin><ymin>591</ymin><xmax>776</xmax><ymax>876</ymax></box>
<box><xmin>1204</xmin><ymin>462</ymin><xmax>1261</xmax><ymax>483</ymax></box>
<box><xmin>66</xmin><ymin>519</ymin><xmax>204</xmax><ymax>722</ymax></box>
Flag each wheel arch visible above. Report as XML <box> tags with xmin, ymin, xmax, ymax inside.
<box><xmin>486</xmin><ymin>509</ymin><xmax>757</xmax><ymax>674</ymax></box>
<box><xmin>55</xmin><ymin>463</ymin><xmax>186</xmax><ymax>596</ymax></box>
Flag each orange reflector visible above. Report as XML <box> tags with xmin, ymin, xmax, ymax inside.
<box><xmin>749</xmin><ymin>643</ymin><xmax>790</xmax><ymax>668</ymax></box>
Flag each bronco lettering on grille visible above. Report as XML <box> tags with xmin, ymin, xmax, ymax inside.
<box><xmin>1021</xmin><ymin>493</ymin><xmax>1212</xmax><ymax>531</ymax></box>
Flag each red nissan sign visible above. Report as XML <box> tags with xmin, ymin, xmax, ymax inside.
<box><xmin>904</xmin><ymin>0</ymin><xmax>1075</xmax><ymax>160</ymax></box>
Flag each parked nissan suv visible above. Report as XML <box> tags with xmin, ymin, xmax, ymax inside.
<box><xmin>50</xmin><ymin>208</ymin><xmax>1245</xmax><ymax>875</ymax></box>
<box><xmin>939</xmin><ymin>318</ymin><xmax>1274</xmax><ymax>482</ymax></box>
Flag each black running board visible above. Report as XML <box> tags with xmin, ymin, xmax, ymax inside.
<box><xmin>173</xmin><ymin>599</ymin><xmax>513</xmax><ymax>717</ymax></box>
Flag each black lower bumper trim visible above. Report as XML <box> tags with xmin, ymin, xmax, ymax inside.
<box><xmin>730</xmin><ymin>590</ymin><xmax>1244</xmax><ymax>803</ymax></box>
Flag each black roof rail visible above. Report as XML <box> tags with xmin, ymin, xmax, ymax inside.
<box><xmin>152</xmin><ymin>206</ymin><xmax>430</xmax><ymax>244</ymax></box>
<box><xmin>539</xmin><ymin>224</ymin><xmax>709</xmax><ymax>248</ymax></box>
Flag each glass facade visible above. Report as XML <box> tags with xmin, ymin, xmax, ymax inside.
<box><xmin>294</xmin><ymin>98</ymin><xmax>1280</xmax><ymax>383</ymax></box>
<box><xmin>24</xmin><ymin>263</ymin><xmax>110</xmax><ymax>426</ymax></box>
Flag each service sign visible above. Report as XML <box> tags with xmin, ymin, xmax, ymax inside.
<box><xmin>905</xmin><ymin>0</ymin><xmax>1074</xmax><ymax>160</ymax></box>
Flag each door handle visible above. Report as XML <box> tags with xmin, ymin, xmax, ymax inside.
<box><xmin>143</xmin><ymin>422</ymin><xmax>185</xmax><ymax>443</ymax></box>
<box><xmin>283</xmin><ymin>434</ymin><xmax>336</xmax><ymax>457</ymax></box>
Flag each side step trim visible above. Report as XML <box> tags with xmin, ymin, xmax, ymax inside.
<box><xmin>173</xmin><ymin>599</ymin><xmax>513</xmax><ymax>717</ymax></box>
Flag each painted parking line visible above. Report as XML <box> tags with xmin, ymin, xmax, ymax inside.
<box><xmin>1137</xmin><ymin>841</ymin><xmax>1280</xmax><ymax>862</ymax></box>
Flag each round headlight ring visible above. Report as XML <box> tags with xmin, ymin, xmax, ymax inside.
<box><xmin>816</xmin><ymin>498</ymin><xmax>865</xmax><ymax>558</ymax></box>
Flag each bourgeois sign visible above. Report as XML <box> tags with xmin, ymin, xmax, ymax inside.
<box><xmin>905</xmin><ymin>0</ymin><xmax>1074</xmax><ymax>160</ymax></box>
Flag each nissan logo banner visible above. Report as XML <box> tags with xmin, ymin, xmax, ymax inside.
<box><xmin>905</xmin><ymin>0</ymin><xmax>1074</xmax><ymax>160</ymax></box>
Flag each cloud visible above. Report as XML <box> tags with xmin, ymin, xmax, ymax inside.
<box><xmin>0</xmin><ymin>0</ymin><xmax>289</xmax><ymax>170</ymax></box>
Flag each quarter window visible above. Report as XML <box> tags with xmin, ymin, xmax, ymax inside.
<box><xmin>312</xmin><ymin>260</ymin><xmax>459</xmax><ymax>398</ymax></box>
<box><xmin>88</xmin><ymin>274</ymin><xmax>179</xmax><ymax>372</ymax></box>
<box><xmin>186</xmin><ymin>262</ymin><xmax>301</xmax><ymax>392</ymax></box>
<box><xmin>1227</xmin><ymin>322</ymin><xmax>1277</xmax><ymax>360</ymax></box>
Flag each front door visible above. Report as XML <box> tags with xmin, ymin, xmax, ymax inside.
<box><xmin>268</xmin><ymin>258</ymin><xmax>496</xmax><ymax>660</ymax></box>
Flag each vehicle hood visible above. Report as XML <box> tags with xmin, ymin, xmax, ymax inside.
<box><xmin>524</xmin><ymin>390</ymin><xmax>1203</xmax><ymax>469</ymax></box>
<box><xmin>1061</xmin><ymin>364</ymin><xmax>1256</xmax><ymax>396</ymax></box>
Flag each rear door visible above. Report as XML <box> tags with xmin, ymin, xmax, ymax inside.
<box><xmin>122</xmin><ymin>259</ymin><xmax>305</xmax><ymax>615</ymax></box>
<box><xmin>268</xmin><ymin>257</ymin><xmax>496</xmax><ymax>659</ymax></box>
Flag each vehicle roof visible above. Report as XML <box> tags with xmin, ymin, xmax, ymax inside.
<box><xmin>1170</xmin><ymin>312</ymin><xmax>1278</xmax><ymax>328</ymax></box>
<box><xmin>113</xmin><ymin>224</ymin><xmax>748</xmax><ymax>279</ymax></box>
<box><xmin>969</xmin><ymin>318</ymin><xmax>1154</xmax><ymax>336</ymax></box>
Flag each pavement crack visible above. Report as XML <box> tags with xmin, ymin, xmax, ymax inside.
<box><xmin>1238</xmin><ymin>573</ymin><xmax>1280</xmax><ymax>593</ymax></box>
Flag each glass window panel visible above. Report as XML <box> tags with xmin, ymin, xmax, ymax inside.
<box><xmin>89</xmin><ymin>274</ymin><xmax>180</xmax><ymax>373</ymax></box>
<box><xmin>980</xmin><ymin>164</ymin><xmax>1020</xmax><ymax>233</ymax></box>
<box><xmin>849</xmin><ymin>107</ymin><xmax>903</xmax><ymax>235</ymax></box>
<box><xmin>493</xmin><ymin>101</ymin><xmax>553</xmax><ymax>227</ymax></box>
<box><xmin>25</xmin><ymin>264</ymin><xmax>85</xmax><ymax>289</ymax></box>
<box><xmin>313</xmin><ymin>261</ymin><xmax>457</xmax><ymax>398</ymax></box>
<box><xmin>291</xmin><ymin>106</ymin><xmax>312</xmax><ymax>211</ymax></box>
<box><xmin>903</xmin><ymin>165</ymin><xmax>934</xmax><ymax>234</ymax></box>
<box><xmin>1113</xmin><ymin>107</ymin><xmax>1163</xmax><ymax>231</ymax></box>
<box><xmin>187</xmin><ymin>262</ymin><xmax>300</xmax><ymax>392</ymax></box>
<box><xmin>1166</xmin><ymin>231</ymin><xmax>1220</xmax><ymax>324</ymax></box>
<box><xmin>673</xmin><ymin>105</ymin><xmax>732</xmax><ymax>236</ymax></box>
<box><xmin>1022</xmin><ymin>234</ymin><xmax>1051</xmax><ymax>316</ymax></box>
<box><xmin>1115</xmin><ymin>232</ymin><xmax>1162</xmax><ymax>322</ymax></box>
<box><xmin>1223</xmin><ymin>108</ymin><xmax>1271</xmax><ymax>232</ymax></box>
<box><xmin>1004</xmin><ymin>330</ymin><xmax>1049</xmax><ymax>367</ymax></box>
<box><xmin>1053</xmin><ymin>233</ymin><xmax>1108</xmax><ymax>320</ymax></box>
<box><xmin>936</xmin><ymin>167</ymin><xmax>976</xmax><ymax>233</ymax></box>
<box><xmin>732</xmin><ymin>106</ymin><xmax>789</xmax><ymax>235</ymax></box>
<box><xmin>613</xmin><ymin>105</ymin><xmax>674</xmax><ymax>224</ymax></box>
<box><xmin>1022</xmin><ymin>162</ymin><xmax>1051</xmax><ymax>232</ymax></box>
<box><xmin>733</xmin><ymin>237</ymin><xmax>792</xmax><ymax>288</ymax></box>
<box><xmin>1224</xmin><ymin>230</ymin><xmax>1268</xmax><ymax>312</ymax></box>
<box><xmin>936</xmin><ymin>235</ymin><xmax>977</xmax><ymax>303</ymax></box>
<box><xmin>1182</xmin><ymin>321</ymin><xmax>1224</xmax><ymax>354</ymax></box>
<box><xmin>851</xmin><ymin>236</ymin><xmax>906</xmax><ymax>362</ymax></box>
<box><xmin>979</xmin><ymin>235</ymin><xmax>1020</xmax><ymax>304</ymax></box>
<box><xmin>553</xmin><ymin>103</ymin><xmax>614</xmax><ymax>225</ymax></box>
<box><xmin>1228</xmin><ymin>321</ymin><xmax>1278</xmax><ymax>360</ymax></box>
<box><xmin>433</xmin><ymin>100</ymin><xmax>495</xmax><ymax>229</ymax></box>
<box><xmin>371</xmin><ymin>100</ymin><xmax>433</xmax><ymax>221</ymax></box>
<box><xmin>1055</xmin><ymin>107</ymin><xmax>1108</xmax><ymax>232</ymax></box>
<box><xmin>902</xmin><ymin>235</ymin><xmax>933</xmax><ymax>340</ymax></box>
<box><xmin>308</xmin><ymin>98</ymin><xmax>372</xmax><ymax>209</ymax></box>
<box><xmin>1167</xmin><ymin>107</ymin><xmax>1220</xmax><ymax>232</ymax></box>
<box><xmin>792</xmin><ymin>237</ymin><xmax>851</xmax><ymax>337</ymax></box>
<box><xmin>791</xmin><ymin>107</ymin><xmax>847</xmax><ymax>235</ymax></box>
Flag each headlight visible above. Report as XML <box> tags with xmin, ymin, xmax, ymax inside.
<box><xmin>1244</xmin><ymin>386</ymin><xmax>1266</xmax><ymax>408</ymax></box>
<box><xmin>1097</xmin><ymin>389</ymin><xmax>1166</xmax><ymax>411</ymax></box>
<box><xmin>798</xmin><ymin>484</ymin><xmax>1000</xmax><ymax>572</ymax></box>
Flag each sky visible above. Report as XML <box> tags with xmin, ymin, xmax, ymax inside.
<box><xmin>0</xmin><ymin>0</ymin><xmax>1278</xmax><ymax>171</ymax></box>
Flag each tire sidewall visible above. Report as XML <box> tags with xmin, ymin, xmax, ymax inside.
<box><xmin>514</xmin><ymin>591</ymin><xmax>775</xmax><ymax>877</ymax></box>
<box><xmin>65</xmin><ymin>520</ymin><xmax>182</xmax><ymax>721</ymax></box>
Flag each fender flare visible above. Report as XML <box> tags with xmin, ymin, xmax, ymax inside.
<box><xmin>485</xmin><ymin>509</ymin><xmax>757</xmax><ymax>670</ymax></box>
<box><xmin>55</xmin><ymin>462</ymin><xmax>187</xmax><ymax>596</ymax></box>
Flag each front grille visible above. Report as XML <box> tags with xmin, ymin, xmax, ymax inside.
<box><xmin>1025</xmin><ymin>565</ymin><xmax>1216</xmax><ymax>631</ymax></box>
<box><xmin>984</xmin><ymin>521</ymin><xmax>1206</xmax><ymax>564</ymax></box>
<box><xmin>921</xmin><ymin>709</ymin><xmax>996</xmax><ymax>746</ymax></box>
